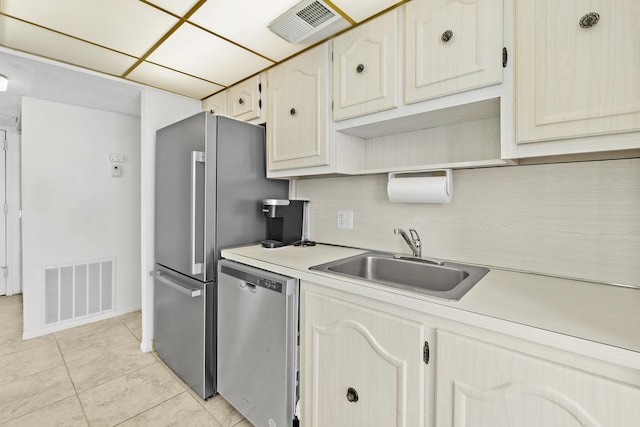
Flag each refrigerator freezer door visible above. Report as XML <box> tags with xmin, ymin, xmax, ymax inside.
<box><xmin>153</xmin><ymin>265</ymin><xmax>214</xmax><ymax>398</ymax></box>
<box><xmin>155</xmin><ymin>112</ymin><xmax>207</xmax><ymax>281</ymax></box>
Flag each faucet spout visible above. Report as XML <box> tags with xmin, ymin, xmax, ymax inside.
<box><xmin>394</xmin><ymin>228</ymin><xmax>421</xmax><ymax>258</ymax></box>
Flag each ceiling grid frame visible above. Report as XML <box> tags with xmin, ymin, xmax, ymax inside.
<box><xmin>0</xmin><ymin>0</ymin><xmax>407</xmax><ymax>100</ymax></box>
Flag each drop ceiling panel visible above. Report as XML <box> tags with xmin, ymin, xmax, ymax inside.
<box><xmin>0</xmin><ymin>17</ymin><xmax>137</xmax><ymax>76</ymax></box>
<box><xmin>147</xmin><ymin>23</ymin><xmax>274</xmax><ymax>86</ymax></box>
<box><xmin>127</xmin><ymin>61</ymin><xmax>224</xmax><ymax>99</ymax></box>
<box><xmin>144</xmin><ymin>0</ymin><xmax>201</xmax><ymax>16</ymax></box>
<box><xmin>1</xmin><ymin>0</ymin><xmax>178</xmax><ymax>56</ymax></box>
<box><xmin>189</xmin><ymin>0</ymin><xmax>312</xmax><ymax>61</ymax></box>
<box><xmin>332</xmin><ymin>0</ymin><xmax>403</xmax><ymax>23</ymax></box>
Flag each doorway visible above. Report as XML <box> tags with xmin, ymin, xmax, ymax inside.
<box><xmin>0</xmin><ymin>129</ymin><xmax>6</xmax><ymax>296</ymax></box>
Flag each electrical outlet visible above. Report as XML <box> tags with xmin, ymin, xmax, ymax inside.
<box><xmin>337</xmin><ymin>210</ymin><xmax>353</xmax><ymax>229</ymax></box>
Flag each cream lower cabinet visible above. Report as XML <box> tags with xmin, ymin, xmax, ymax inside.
<box><xmin>436</xmin><ymin>330</ymin><xmax>640</xmax><ymax>427</ymax></box>
<box><xmin>300</xmin><ymin>282</ymin><xmax>434</xmax><ymax>427</ymax></box>
<box><xmin>516</xmin><ymin>0</ymin><xmax>640</xmax><ymax>145</ymax></box>
<box><xmin>267</xmin><ymin>43</ymin><xmax>330</xmax><ymax>173</ymax></box>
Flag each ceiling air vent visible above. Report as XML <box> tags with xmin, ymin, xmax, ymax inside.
<box><xmin>268</xmin><ymin>0</ymin><xmax>343</xmax><ymax>43</ymax></box>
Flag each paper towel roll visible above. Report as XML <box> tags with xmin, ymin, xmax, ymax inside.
<box><xmin>387</xmin><ymin>172</ymin><xmax>452</xmax><ymax>203</ymax></box>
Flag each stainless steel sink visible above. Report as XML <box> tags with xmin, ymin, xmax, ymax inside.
<box><xmin>310</xmin><ymin>252</ymin><xmax>489</xmax><ymax>300</ymax></box>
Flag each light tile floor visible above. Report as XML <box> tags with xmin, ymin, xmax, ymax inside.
<box><xmin>0</xmin><ymin>295</ymin><xmax>253</xmax><ymax>426</ymax></box>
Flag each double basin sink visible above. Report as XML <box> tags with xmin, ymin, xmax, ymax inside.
<box><xmin>310</xmin><ymin>252</ymin><xmax>489</xmax><ymax>301</ymax></box>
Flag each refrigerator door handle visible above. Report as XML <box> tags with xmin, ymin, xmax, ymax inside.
<box><xmin>191</xmin><ymin>151</ymin><xmax>205</xmax><ymax>275</ymax></box>
<box><xmin>151</xmin><ymin>270</ymin><xmax>202</xmax><ymax>298</ymax></box>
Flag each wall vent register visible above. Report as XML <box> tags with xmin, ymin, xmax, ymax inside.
<box><xmin>43</xmin><ymin>258</ymin><xmax>115</xmax><ymax>325</ymax></box>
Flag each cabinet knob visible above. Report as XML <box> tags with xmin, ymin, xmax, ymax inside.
<box><xmin>441</xmin><ymin>30</ymin><xmax>453</xmax><ymax>43</ymax></box>
<box><xmin>356</xmin><ymin>63</ymin><xmax>365</xmax><ymax>73</ymax></box>
<box><xmin>346</xmin><ymin>387</ymin><xmax>359</xmax><ymax>402</ymax></box>
<box><xmin>238</xmin><ymin>98</ymin><xmax>244</xmax><ymax>105</ymax></box>
<box><xmin>290</xmin><ymin>108</ymin><xmax>296</xmax><ymax>116</ymax></box>
<box><xmin>579</xmin><ymin>12</ymin><xmax>600</xmax><ymax>28</ymax></box>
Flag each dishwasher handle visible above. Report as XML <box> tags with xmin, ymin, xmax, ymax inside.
<box><xmin>239</xmin><ymin>281</ymin><xmax>257</xmax><ymax>293</ymax></box>
<box><xmin>151</xmin><ymin>271</ymin><xmax>202</xmax><ymax>298</ymax></box>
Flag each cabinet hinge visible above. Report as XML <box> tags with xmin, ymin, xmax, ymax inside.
<box><xmin>259</xmin><ymin>99</ymin><xmax>262</xmax><ymax>109</ymax></box>
<box><xmin>423</xmin><ymin>341</ymin><xmax>430</xmax><ymax>364</ymax></box>
<box><xmin>3</xmin><ymin>203</ymin><xmax>8</xmax><ymax>215</ymax></box>
<box><xmin>2</xmin><ymin>267</ymin><xmax>8</xmax><ymax>278</ymax></box>
<box><xmin>331</xmin><ymin>101</ymin><xmax>334</xmax><ymax>111</ymax></box>
<box><xmin>258</xmin><ymin>82</ymin><xmax>262</xmax><ymax>93</ymax></box>
<box><xmin>331</xmin><ymin>51</ymin><xmax>334</xmax><ymax>62</ymax></box>
<box><xmin>502</xmin><ymin>47</ymin><xmax>508</xmax><ymax>68</ymax></box>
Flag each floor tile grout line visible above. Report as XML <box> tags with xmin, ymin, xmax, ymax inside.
<box><xmin>117</xmin><ymin>314</ymin><xmax>143</xmax><ymax>343</ymax></box>
<box><xmin>0</xmin><ymin>365</ymin><xmax>78</xmax><ymax>426</ymax></box>
<box><xmin>53</xmin><ymin>333</ymin><xmax>92</xmax><ymax>426</ymax></box>
<box><xmin>71</xmin><ymin>357</ymin><xmax>159</xmax><ymax>395</ymax></box>
<box><xmin>111</xmin><ymin>390</ymin><xmax>191</xmax><ymax>427</ymax></box>
<box><xmin>148</xmin><ymin>354</ymin><xmax>237</xmax><ymax>425</ymax></box>
<box><xmin>0</xmin><ymin>334</ymin><xmax>56</xmax><ymax>361</ymax></box>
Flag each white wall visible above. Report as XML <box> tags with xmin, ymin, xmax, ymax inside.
<box><xmin>295</xmin><ymin>158</ymin><xmax>640</xmax><ymax>287</ymax></box>
<box><xmin>21</xmin><ymin>97</ymin><xmax>141</xmax><ymax>338</ymax></box>
<box><xmin>139</xmin><ymin>88</ymin><xmax>200</xmax><ymax>352</ymax></box>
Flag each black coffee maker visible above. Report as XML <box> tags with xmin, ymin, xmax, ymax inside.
<box><xmin>261</xmin><ymin>199</ymin><xmax>308</xmax><ymax>248</ymax></box>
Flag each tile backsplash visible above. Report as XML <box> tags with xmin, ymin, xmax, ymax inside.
<box><xmin>294</xmin><ymin>158</ymin><xmax>640</xmax><ymax>286</ymax></box>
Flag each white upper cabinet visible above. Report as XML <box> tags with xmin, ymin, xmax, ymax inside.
<box><xmin>226</xmin><ymin>74</ymin><xmax>262</xmax><ymax>122</ymax></box>
<box><xmin>332</xmin><ymin>10</ymin><xmax>399</xmax><ymax>121</ymax></box>
<box><xmin>516</xmin><ymin>0</ymin><xmax>640</xmax><ymax>144</ymax></box>
<box><xmin>201</xmin><ymin>90</ymin><xmax>226</xmax><ymax>116</ymax></box>
<box><xmin>267</xmin><ymin>43</ymin><xmax>330</xmax><ymax>173</ymax></box>
<box><xmin>404</xmin><ymin>0</ymin><xmax>503</xmax><ymax>104</ymax></box>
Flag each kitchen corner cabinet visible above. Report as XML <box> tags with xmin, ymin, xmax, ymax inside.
<box><xmin>332</xmin><ymin>10</ymin><xmax>399</xmax><ymax>121</ymax></box>
<box><xmin>266</xmin><ymin>44</ymin><xmax>330</xmax><ymax>173</ymax></box>
<box><xmin>202</xmin><ymin>90</ymin><xmax>226</xmax><ymax>116</ymax></box>
<box><xmin>226</xmin><ymin>74</ymin><xmax>263</xmax><ymax>122</ymax></box>
<box><xmin>300</xmin><ymin>282</ymin><xmax>434</xmax><ymax>427</ymax></box>
<box><xmin>516</xmin><ymin>0</ymin><xmax>640</xmax><ymax>145</ymax></box>
<box><xmin>404</xmin><ymin>0</ymin><xmax>503</xmax><ymax>104</ymax></box>
<box><xmin>436</xmin><ymin>330</ymin><xmax>640</xmax><ymax>427</ymax></box>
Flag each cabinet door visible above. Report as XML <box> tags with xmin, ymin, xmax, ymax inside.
<box><xmin>516</xmin><ymin>0</ymin><xmax>640</xmax><ymax>143</ymax></box>
<box><xmin>202</xmin><ymin>90</ymin><xmax>226</xmax><ymax>116</ymax></box>
<box><xmin>301</xmin><ymin>284</ymin><xmax>433</xmax><ymax>427</ymax></box>
<box><xmin>226</xmin><ymin>74</ymin><xmax>261</xmax><ymax>122</ymax></box>
<box><xmin>436</xmin><ymin>331</ymin><xmax>640</xmax><ymax>427</ymax></box>
<box><xmin>332</xmin><ymin>10</ymin><xmax>398</xmax><ymax>121</ymax></box>
<box><xmin>267</xmin><ymin>44</ymin><xmax>330</xmax><ymax>171</ymax></box>
<box><xmin>404</xmin><ymin>0</ymin><xmax>503</xmax><ymax>104</ymax></box>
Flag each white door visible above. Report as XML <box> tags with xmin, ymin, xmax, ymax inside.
<box><xmin>0</xmin><ymin>130</ymin><xmax>6</xmax><ymax>296</ymax></box>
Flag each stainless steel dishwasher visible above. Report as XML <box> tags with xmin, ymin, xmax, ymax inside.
<box><xmin>217</xmin><ymin>259</ymin><xmax>299</xmax><ymax>427</ymax></box>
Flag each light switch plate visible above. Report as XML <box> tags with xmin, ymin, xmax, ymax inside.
<box><xmin>337</xmin><ymin>210</ymin><xmax>353</xmax><ymax>229</ymax></box>
<box><xmin>109</xmin><ymin>153</ymin><xmax>124</xmax><ymax>163</ymax></box>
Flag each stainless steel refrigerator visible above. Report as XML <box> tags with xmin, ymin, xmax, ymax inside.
<box><xmin>152</xmin><ymin>112</ymin><xmax>288</xmax><ymax>399</ymax></box>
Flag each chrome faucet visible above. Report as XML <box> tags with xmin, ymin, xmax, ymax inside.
<box><xmin>394</xmin><ymin>228</ymin><xmax>421</xmax><ymax>258</ymax></box>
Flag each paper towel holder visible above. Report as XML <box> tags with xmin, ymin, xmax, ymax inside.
<box><xmin>387</xmin><ymin>169</ymin><xmax>453</xmax><ymax>203</ymax></box>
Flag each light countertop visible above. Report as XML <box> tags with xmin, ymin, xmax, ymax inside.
<box><xmin>221</xmin><ymin>244</ymin><xmax>640</xmax><ymax>362</ymax></box>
